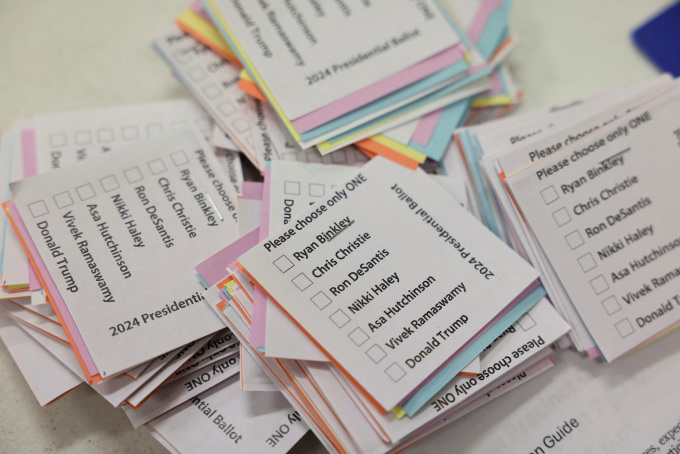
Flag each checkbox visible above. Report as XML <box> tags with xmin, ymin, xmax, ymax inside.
<box><xmin>284</xmin><ymin>181</ymin><xmax>301</xmax><ymax>195</ymax></box>
<box><xmin>517</xmin><ymin>313</ymin><xmax>536</xmax><ymax>331</ymax></box>
<box><xmin>348</xmin><ymin>327</ymin><xmax>369</xmax><ymax>346</ymax></box>
<box><xmin>75</xmin><ymin>131</ymin><xmax>92</xmax><ymax>145</ymax></box>
<box><xmin>309</xmin><ymin>183</ymin><xmax>324</xmax><ymax>197</ymax></box>
<box><xmin>122</xmin><ymin>125</ymin><xmax>140</xmax><ymax>141</ymax></box>
<box><xmin>218</xmin><ymin>101</ymin><xmax>236</xmax><ymax>116</ymax></box>
<box><xmin>589</xmin><ymin>275</ymin><xmax>609</xmax><ymax>295</ymax></box>
<box><xmin>540</xmin><ymin>186</ymin><xmax>559</xmax><ymax>205</ymax></box>
<box><xmin>147</xmin><ymin>159</ymin><xmax>167</xmax><ymax>175</ymax></box>
<box><xmin>366</xmin><ymin>344</ymin><xmax>386</xmax><ymax>363</ymax></box>
<box><xmin>76</xmin><ymin>183</ymin><xmax>96</xmax><ymax>201</ymax></box>
<box><xmin>171</xmin><ymin>151</ymin><xmax>189</xmax><ymax>167</ymax></box>
<box><xmin>306</xmin><ymin>153</ymin><xmax>321</xmax><ymax>163</ymax></box>
<box><xmin>188</xmin><ymin>67</ymin><xmax>207</xmax><ymax>82</ymax></box>
<box><xmin>28</xmin><ymin>200</ymin><xmax>49</xmax><ymax>218</ymax></box>
<box><xmin>97</xmin><ymin>128</ymin><xmax>115</xmax><ymax>143</ymax></box>
<box><xmin>171</xmin><ymin>120</ymin><xmax>188</xmax><ymax>130</ymax></box>
<box><xmin>273</xmin><ymin>255</ymin><xmax>294</xmax><ymax>273</ymax></box>
<box><xmin>292</xmin><ymin>273</ymin><xmax>312</xmax><ymax>291</ymax></box>
<box><xmin>283</xmin><ymin>152</ymin><xmax>301</xmax><ymax>161</ymax></box>
<box><xmin>385</xmin><ymin>363</ymin><xmax>406</xmax><ymax>382</ymax></box>
<box><xmin>49</xmin><ymin>132</ymin><xmax>67</xmax><ymax>148</ymax></box>
<box><xmin>565</xmin><ymin>230</ymin><xmax>584</xmax><ymax>250</ymax></box>
<box><xmin>195</xmin><ymin>119</ymin><xmax>211</xmax><ymax>134</ymax></box>
<box><xmin>329</xmin><ymin>309</ymin><xmax>350</xmax><ymax>328</ymax></box>
<box><xmin>311</xmin><ymin>291</ymin><xmax>331</xmax><ymax>310</ymax></box>
<box><xmin>601</xmin><ymin>296</ymin><xmax>621</xmax><ymax>315</ymax></box>
<box><xmin>615</xmin><ymin>318</ymin><xmax>634</xmax><ymax>338</ymax></box>
<box><xmin>173</xmin><ymin>49</ymin><xmax>193</xmax><ymax>65</ymax></box>
<box><xmin>124</xmin><ymin>167</ymin><xmax>143</xmax><ymax>184</ymax></box>
<box><xmin>202</xmin><ymin>84</ymin><xmax>222</xmax><ymax>100</ymax></box>
<box><xmin>332</xmin><ymin>153</ymin><xmax>348</xmax><ymax>163</ymax></box>
<box><xmin>578</xmin><ymin>253</ymin><xmax>597</xmax><ymax>272</ymax></box>
<box><xmin>53</xmin><ymin>191</ymin><xmax>74</xmax><ymax>209</ymax></box>
<box><xmin>100</xmin><ymin>175</ymin><xmax>120</xmax><ymax>192</ymax></box>
<box><xmin>146</xmin><ymin>123</ymin><xmax>163</xmax><ymax>137</ymax></box>
<box><xmin>232</xmin><ymin>119</ymin><xmax>249</xmax><ymax>133</ymax></box>
<box><xmin>552</xmin><ymin>207</ymin><xmax>572</xmax><ymax>227</ymax></box>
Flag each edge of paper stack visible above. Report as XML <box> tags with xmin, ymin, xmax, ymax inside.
<box><xmin>3</xmin><ymin>1</ymin><xmax>680</xmax><ymax>453</ymax></box>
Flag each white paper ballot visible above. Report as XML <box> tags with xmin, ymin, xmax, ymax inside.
<box><xmin>147</xmin><ymin>376</ymin><xmax>308</xmax><ymax>454</ymax></box>
<box><xmin>10</xmin><ymin>129</ymin><xmax>239</xmax><ymax>380</ymax></box>
<box><xmin>507</xmin><ymin>95</ymin><xmax>680</xmax><ymax>361</ymax></box>
<box><xmin>212</xmin><ymin>0</ymin><xmax>462</xmax><ymax>120</ymax></box>
<box><xmin>238</xmin><ymin>157</ymin><xmax>538</xmax><ymax>411</ymax></box>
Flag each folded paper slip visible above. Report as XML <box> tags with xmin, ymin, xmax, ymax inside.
<box><xmin>5</xmin><ymin>129</ymin><xmax>240</xmax><ymax>382</ymax></box>
<box><xmin>237</xmin><ymin>156</ymin><xmax>539</xmax><ymax>412</ymax></box>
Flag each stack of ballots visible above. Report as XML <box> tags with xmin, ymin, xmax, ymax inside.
<box><xmin>0</xmin><ymin>1</ymin><xmax>619</xmax><ymax>453</ymax></box>
<box><xmin>455</xmin><ymin>74</ymin><xmax>680</xmax><ymax>363</ymax></box>
<box><xmin>0</xmin><ymin>107</ymin><xmax>311</xmax><ymax>452</ymax></box>
<box><xmin>155</xmin><ymin>0</ymin><xmax>521</xmax><ymax>172</ymax></box>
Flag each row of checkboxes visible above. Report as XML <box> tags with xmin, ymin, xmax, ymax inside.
<box><xmin>541</xmin><ymin>189</ymin><xmax>620</xmax><ymax>317</ymax></box>
<box><xmin>317</xmin><ymin>298</ymin><xmax>402</xmax><ymax>380</ymax></box>
<box><xmin>48</xmin><ymin>120</ymin><xmax>211</xmax><ymax>148</ymax></box>
<box><xmin>167</xmin><ymin>39</ymin><xmax>257</xmax><ymax>152</ymax></box>
<box><xmin>182</xmin><ymin>62</ymin><xmax>251</xmax><ymax>142</ymax></box>
<box><xmin>592</xmin><ymin>287</ymin><xmax>631</xmax><ymax>337</ymax></box>
<box><xmin>28</xmin><ymin>152</ymin><xmax>189</xmax><ymax>218</ymax></box>
<box><xmin>169</xmin><ymin>43</ymin><xmax>253</xmax><ymax>145</ymax></box>
<box><xmin>284</xmin><ymin>181</ymin><xmax>327</xmax><ymax>197</ymax></box>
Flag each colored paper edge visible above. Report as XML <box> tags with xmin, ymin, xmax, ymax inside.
<box><xmin>2</xmin><ymin>201</ymin><xmax>101</xmax><ymax>383</ymax></box>
<box><xmin>400</xmin><ymin>284</ymin><xmax>545</xmax><ymax>416</ymax></box>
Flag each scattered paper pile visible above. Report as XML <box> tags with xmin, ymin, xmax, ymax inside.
<box><xmin>2</xmin><ymin>1</ymin><xmax>679</xmax><ymax>453</ymax></box>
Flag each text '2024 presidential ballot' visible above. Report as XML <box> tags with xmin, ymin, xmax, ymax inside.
<box><xmin>8</xmin><ymin>129</ymin><xmax>239</xmax><ymax>380</ymax></box>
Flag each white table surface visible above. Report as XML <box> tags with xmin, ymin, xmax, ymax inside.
<box><xmin>0</xmin><ymin>1</ymin><xmax>674</xmax><ymax>452</ymax></box>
